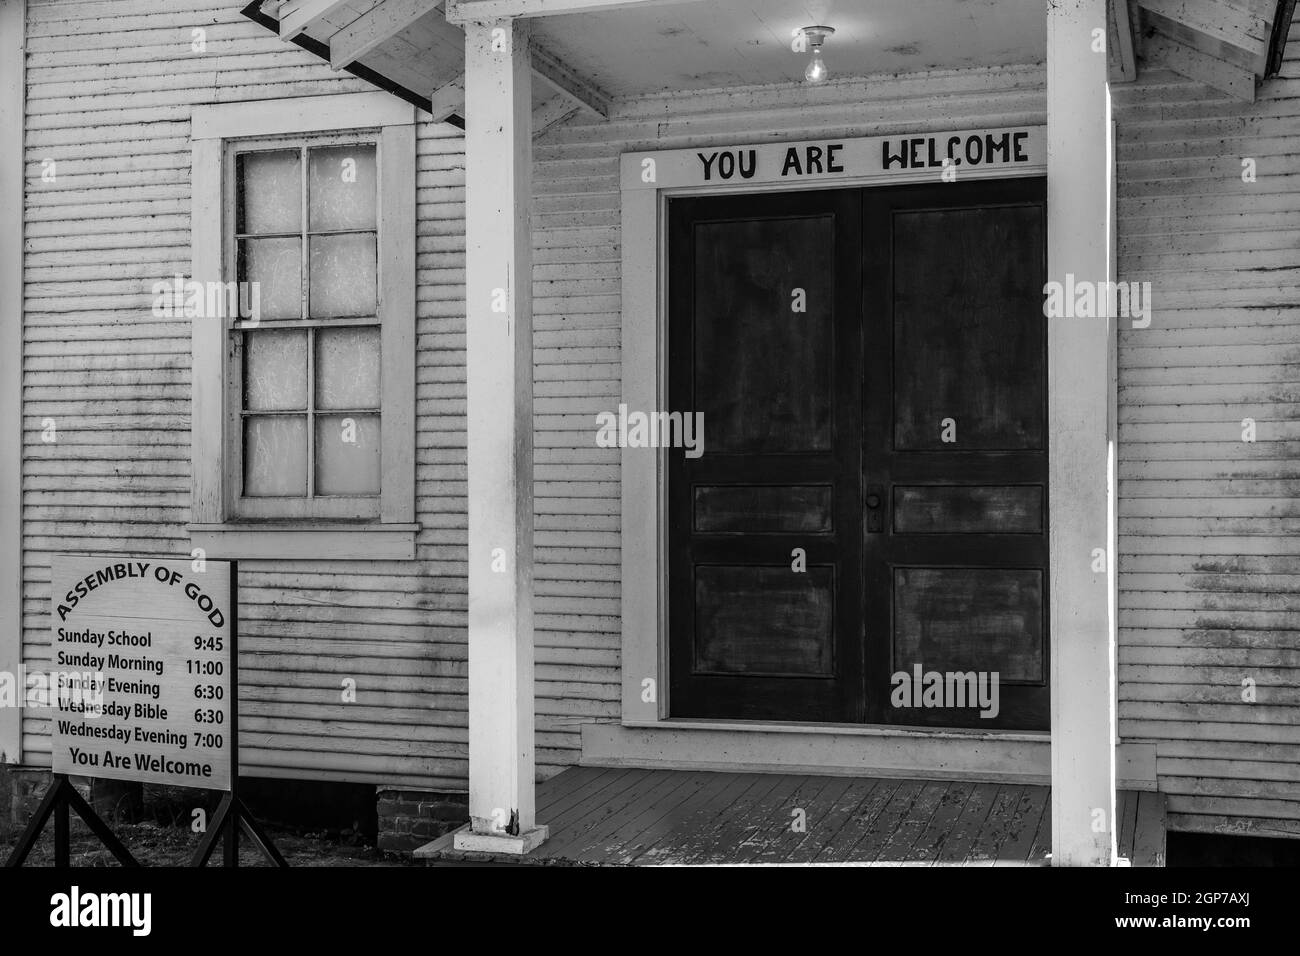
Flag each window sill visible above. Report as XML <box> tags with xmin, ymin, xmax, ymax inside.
<box><xmin>188</xmin><ymin>523</ymin><xmax>418</xmax><ymax>561</ymax></box>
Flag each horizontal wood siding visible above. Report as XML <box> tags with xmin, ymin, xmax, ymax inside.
<box><xmin>1114</xmin><ymin>23</ymin><xmax>1300</xmax><ymax>837</ymax></box>
<box><xmin>29</xmin><ymin>0</ymin><xmax>1297</xmax><ymax>836</ymax></box>
<box><xmin>20</xmin><ymin>0</ymin><xmax>468</xmax><ymax>790</ymax></box>
<box><xmin>530</xmin><ymin>66</ymin><xmax>1050</xmax><ymax>772</ymax></box>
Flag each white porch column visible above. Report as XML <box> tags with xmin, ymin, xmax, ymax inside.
<box><xmin>457</xmin><ymin>16</ymin><xmax>546</xmax><ymax>854</ymax></box>
<box><xmin>1047</xmin><ymin>0</ymin><xmax>1117</xmax><ymax>866</ymax></box>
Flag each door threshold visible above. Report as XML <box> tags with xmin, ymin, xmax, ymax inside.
<box><xmin>584</xmin><ymin>721</ymin><xmax>1053</xmax><ymax>784</ymax></box>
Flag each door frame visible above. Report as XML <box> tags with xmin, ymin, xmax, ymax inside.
<box><xmin>619</xmin><ymin>127</ymin><xmax>1054</xmax><ymax>735</ymax></box>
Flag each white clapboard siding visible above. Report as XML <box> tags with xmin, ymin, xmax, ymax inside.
<box><xmin>528</xmin><ymin>65</ymin><xmax>1051</xmax><ymax>771</ymax></box>
<box><xmin>1113</xmin><ymin>21</ymin><xmax>1300</xmax><ymax>837</ymax></box>
<box><xmin>20</xmin><ymin>0</ymin><xmax>469</xmax><ymax>792</ymax></box>
<box><xmin>27</xmin><ymin>0</ymin><xmax>1297</xmax><ymax>829</ymax></box>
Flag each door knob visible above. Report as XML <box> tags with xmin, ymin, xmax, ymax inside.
<box><xmin>866</xmin><ymin>486</ymin><xmax>885</xmax><ymax>532</ymax></box>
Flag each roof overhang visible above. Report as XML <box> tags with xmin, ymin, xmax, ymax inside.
<box><xmin>1125</xmin><ymin>0</ymin><xmax>1296</xmax><ymax>103</ymax></box>
<box><xmin>241</xmin><ymin>0</ymin><xmax>1298</xmax><ymax>124</ymax></box>
<box><xmin>241</xmin><ymin>1</ymin><xmax>454</xmax><ymax>123</ymax></box>
<box><xmin>242</xmin><ymin>0</ymin><xmax>612</xmax><ymax>134</ymax></box>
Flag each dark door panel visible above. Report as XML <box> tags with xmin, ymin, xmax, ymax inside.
<box><xmin>668</xmin><ymin>190</ymin><xmax>863</xmax><ymax>721</ymax></box>
<box><xmin>890</xmin><ymin>202</ymin><xmax>1047</xmax><ymax>452</ymax></box>
<box><xmin>863</xmin><ymin>179</ymin><xmax>1049</xmax><ymax>730</ymax></box>
<box><xmin>668</xmin><ymin>179</ymin><xmax>1049</xmax><ymax>731</ymax></box>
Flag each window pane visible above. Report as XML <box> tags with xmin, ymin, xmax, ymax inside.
<box><xmin>236</xmin><ymin>150</ymin><xmax>301</xmax><ymax>235</ymax></box>
<box><xmin>315</xmin><ymin>414</ymin><xmax>381</xmax><ymax>496</ymax></box>
<box><xmin>308</xmin><ymin>145</ymin><xmax>377</xmax><ymax>231</ymax></box>
<box><xmin>244</xmin><ymin>329</ymin><xmax>307</xmax><ymax>411</ymax></box>
<box><xmin>244</xmin><ymin>416</ymin><xmax>307</xmax><ymax>496</ymax></box>
<box><xmin>309</xmin><ymin>234</ymin><xmax>376</xmax><ymax>317</ymax></box>
<box><xmin>239</xmin><ymin>237</ymin><xmax>301</xmax><ymax>320</ymax></box>
<box><xmin>316</xmin><ymin>326</ymin><xmax>380</xmax><ymax>410</ymax></box>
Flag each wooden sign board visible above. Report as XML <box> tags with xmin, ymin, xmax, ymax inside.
<box><xmin>50</xmin><ymin>555</ymin><xmax>233</xmax><ymax>791</ymax></box>
<box><xmin>621</xmin><ymin>126</ymin><xmax>1046</xmax><ymax>191</ymax></box>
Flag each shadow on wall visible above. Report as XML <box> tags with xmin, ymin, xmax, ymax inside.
<box><xmin>237</xmin><ymin>778</ymin><xmax>379</xmax><ymax>839</ymax></box>
<box><xmin>1166</xmin><ymin>832</ymin><xmax>1300</xmax><ymax>866</ymax></box>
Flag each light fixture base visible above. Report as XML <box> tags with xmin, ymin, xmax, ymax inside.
<box><xmin>800</xmin><ymin>25</ymin><xmax>836</xmax><ymax>47</ymax></box>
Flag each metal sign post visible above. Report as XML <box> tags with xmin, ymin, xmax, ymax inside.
<box><xmin>190</xmin><ymin>565</ymin><xmax>286</xmax><ymax>867</ymax></box>
<box><xmin>5</xmin><ymin>774</ymin><xmax>139</xmax><ymax>868</ymax></box>
<box><xmin>5</xmin><ymin>555</ymin><xmax>286</xmax><ymax>867</ymax></box>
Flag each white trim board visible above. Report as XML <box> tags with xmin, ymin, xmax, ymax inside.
<box><xmin>582</xmin><ymin>725</ymin><xmax>1160</xmax><ymax>790</ymax></box>
<box><xmin>585</xmin><ymin>723</ymin><xmax>1053</xmax><ymax>784</ymax></box>
<box><xmin>619</xmin><ymin>124</ymin><xmax>1049</xmax><ymax>729</ymax></box>
<box><xmin>189</xmin><ymin>92</ymin><xmax>418</xmax><ymax>557</ymax></box>
<box><xmin>188</xmin><ymin>525</ymin><xmax>418</xmax><ymax>561</ymax></box>
<box><xmin>191</xmin><ymin>91</ymin><xmax>417</xmax><ymax>140</ymax></box>
<box><xmin>0</xmin><ymin>0</ymin><xmax>25</xmax><ymax>765</ymax></box>
<box><xmin>449</xmin><ymin>0</ymin><xmax>708</xmax><ymax>21</ymax></box>
<box><xmin>620</xmin><ymin>126</ymin><xmax>1046</xmax><ymax>192</ymax></box>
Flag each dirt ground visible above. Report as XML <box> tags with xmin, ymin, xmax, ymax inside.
<box><xmin>5</xmin><ymin>815</ymin><xmax>418</xmax><ymax>867</ymax></box>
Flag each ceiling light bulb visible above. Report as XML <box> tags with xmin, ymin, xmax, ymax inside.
<box><xmin>799</xmin><ymin>26</ymin><xmax>835</xmax><ymax>84</ymax></box>
<box><xmin>805</xmin><ymin>46</ymin><xmax>829</xmax><ymax>83</ymax></box>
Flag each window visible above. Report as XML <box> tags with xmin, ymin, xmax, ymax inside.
<box><xmin>190</xmin><ymin>93</ymin><xmax>416</xmax><ymax>559</ymax></box>
<box><xmin>233</xmin><ymin>139</ymin><xmax>382</xmax><ymax>518</ymax></box>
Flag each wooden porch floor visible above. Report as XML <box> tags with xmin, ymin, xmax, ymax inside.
<box><xmin>419</xmin><ymin>767</ymin><xmax>1166</xmax><ymax>866</ymax></box>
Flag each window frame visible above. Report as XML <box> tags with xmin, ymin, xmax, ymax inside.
<box><xmin>189</xmin><ymin>93</ymin><xmax>417</xmax><ymax>560</ymax></box>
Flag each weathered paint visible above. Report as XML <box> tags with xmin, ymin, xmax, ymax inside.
<box><xmin>13</xmin><ymin>0</ymin><xmax>1300</xmax><ymax>847</ymax></box>
<box><xmin>533</xmin><ymin>24</ymin><xmax>1300</xmax><ymax>842</ymax></box>
<box><xmin>0</xmin><ymin>0</ymin><xmax>25</xmax><ymax>765</ymax></box>
<box><xmin>1113</xmin><ymin>20</ymin><xmax>1300</xmax><ymax>837</ymax></box>
<box><xmin>532</xmin><ymin>65</ymin><xmax>1050</xmax><ymax>771</ymax></box>
<box><xmin>19</xmin><ymin>0</ymin><xmax>469</xmax><ymax>790</ymax></box>
<box><xmin>1045</xmin><ymin>0</ymin><xmax>1116</xmax><ymax>867</ymax></box>
<box><xmin>462</xmin><ymin>16</ymin><xmax>540</xmax><ymax>843</ymax></box>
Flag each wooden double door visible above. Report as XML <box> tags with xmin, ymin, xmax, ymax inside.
<box><xmin>667</xmin><ymin>178</ymin><xmax>1049</xmax><ymax>731</ymax></box>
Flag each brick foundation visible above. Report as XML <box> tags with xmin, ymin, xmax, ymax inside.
<box><xmin>2</xmin><ymin>769</ymin><xmax>107</xmax><ymax>838</ymax></box>
<box><xmin>4</xmin><ymin>768</ymin><xmax>82</xmax><ymax>838</ymax></box>
<box><xmin>4</xmin><ymin>769</ymin><xmax>465</xmax><ymax>856</ymax></box>
<box><xmin>0</xmin><ymin>763</ymin><xmax>12</xmax><ymax>842</ymax></box>
<box><xmin>11</xmin><ymin>768</ymin><xmax>53</xmax><ymax>831</ymax></box>
<box><xmin>376</xmin><ymin>789</ymin><xmax>467</xmax><ymax>854</ymax></box>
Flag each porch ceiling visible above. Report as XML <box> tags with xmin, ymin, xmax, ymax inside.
<box><xmin>247</xmin><ymin>0</ymin><xmax>1047</xmax><ymax>128</ymax></box>
<box><xmin>530</xmin><ymin>0</ymin><xmax>1046</xmax><ymax>96</ymax></box>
